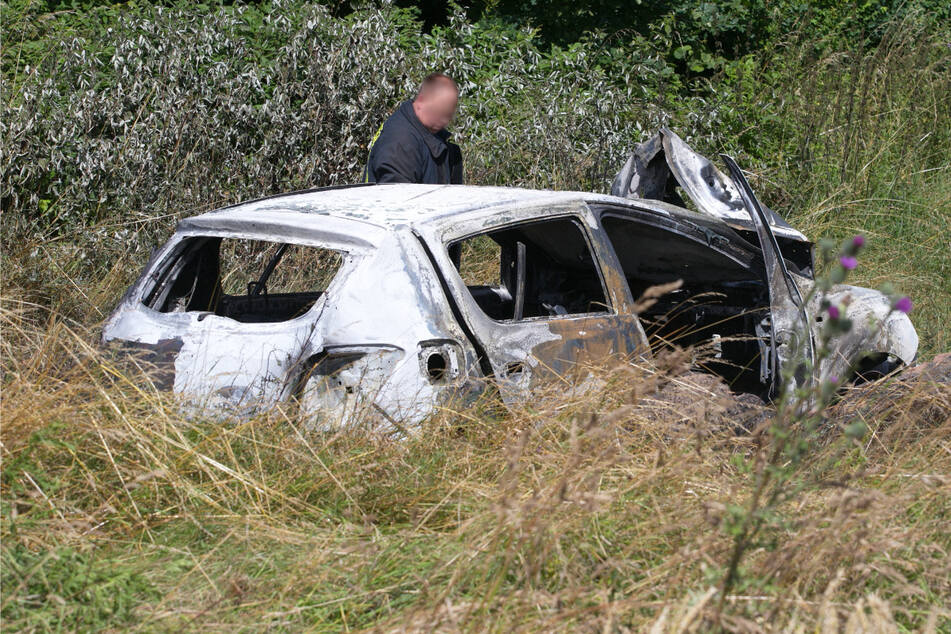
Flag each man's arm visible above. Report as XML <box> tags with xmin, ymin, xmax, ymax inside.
<box><xmin>448</xmin><ymin>142</ymin><xmax>463</xmax><ymax>184</ymax></box>
<box><xmin>369</xmin><ymin>131</ymin><xmax>421</xmax><ymax>183</ymax></box>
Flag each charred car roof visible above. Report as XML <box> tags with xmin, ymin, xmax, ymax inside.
<box><xmin>177</xmin><ymin>183</ymin><xmax>803</xmax><ymax>247</ymax></box>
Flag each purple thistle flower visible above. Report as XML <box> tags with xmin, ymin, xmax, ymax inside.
<box><xmin>852</xmin><ymin>235</ymin><xmax>865</xmax><ymax>249</ymax></box>
<box><xmin>828</xmin><ymin>305</ymin><xmax>840</xmax><ymax>319</ymax></box>
<box><xmin>839</xmin><ymin>256</ymin><xmax>858</xmax><ymax>270</ymax></box>
<box><xmin>828</xmin><ymin>375</ymin><xmax>839</xmax><ymax>384</ymax></box>
<box><xmin>894</xmin><ymin>296</ymin><xmax>913</xmax><ymax>314</ymax></box>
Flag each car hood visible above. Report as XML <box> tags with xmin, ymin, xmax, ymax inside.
<box><xmin>611</xmin><ymin>128</ymin><xmax>808</xmax><ymax>242</ymax></box>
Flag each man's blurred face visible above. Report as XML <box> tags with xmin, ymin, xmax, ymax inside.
<box><xmin>416</xmin><ymin>85</ymin><xmax>458</xmax><ymax>133</ymax></box>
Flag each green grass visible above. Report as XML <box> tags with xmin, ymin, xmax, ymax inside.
<box><xmin>1</xmin><ymin>544</ymin><xmax>162</xmax><ymax>630</ymax></box>
<box><xmin>795</xmin><ymin>171</ymin><xmax>951</xmax><ymax>357</ymax></box>
<box><xmin>758</xmin><ymin>168</ymin><xmax>950</xmax><ymax>360</ymax></box>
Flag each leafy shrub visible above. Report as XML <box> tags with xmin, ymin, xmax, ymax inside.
<box><xmin>0</xmin><ymin>2</ymin><xmax>708</xmax><ymax>255</ymax></box>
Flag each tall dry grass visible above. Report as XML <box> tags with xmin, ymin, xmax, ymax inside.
<box><xmin>2</xmin><ymin>285</ymin><xmax>948</xmax><ymax>631</ymax></box>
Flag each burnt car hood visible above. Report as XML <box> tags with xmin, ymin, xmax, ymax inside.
<box><xmin>612</xmin><ymin>128</ymin><xmax>918</xmax><ymax>393</ymax></box>
<box><xmin>611</xmin><ymin>128</ymin><xmax>807</xmax><ymax>242</ymax></box>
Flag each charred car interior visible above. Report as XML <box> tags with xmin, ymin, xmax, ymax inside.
<box><xmin>102</xmin><ymin>128</ymin><xmax>919</xmax><ymax>428</ymax></box>
<box><xmin>451</xmin><ymin>216</ymin><xmax>610</xmax><ymax>321</ymax></box>
<box><xmin>597</xmin><ymin>211</ymin><xmax>770</xmax><ymax>392</ymax></box>
<box><xmin>143</xmin><ymin>237</ymin><xmax>344</xmax><ymax>324</ymax></box>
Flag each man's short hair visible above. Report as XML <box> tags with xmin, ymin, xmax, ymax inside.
<box><xmin>417</xmin><ymin>73</ymin><xmax>459</xmax><ymax>98</ymax></box>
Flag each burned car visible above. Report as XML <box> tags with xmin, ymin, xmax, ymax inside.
<box><xmin>102</xmin><ymin>129</ymin><xmax>918</xmax><ymax>426</ymax></box>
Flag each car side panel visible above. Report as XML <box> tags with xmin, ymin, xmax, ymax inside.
<box><xmin>297</xmin><ymin>230</ymin><xmax>487</xmax><ymax>429</ymax></box>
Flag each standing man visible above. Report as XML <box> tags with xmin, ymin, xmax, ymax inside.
<box><xmin>364</xmin><ymin>73</ymin><xmax>463</xmax><ymax>185</ymax></box>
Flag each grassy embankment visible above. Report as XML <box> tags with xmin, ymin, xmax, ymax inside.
<box><xmin>2</xmin><ymin>3</ymin><xmax>949</xmax><ymax>631</ymax></box>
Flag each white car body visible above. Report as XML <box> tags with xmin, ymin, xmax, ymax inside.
<box><xmin>103</xmin><ymin>132</ymin><xmax>918</xmax><ymax>427</ymax></box>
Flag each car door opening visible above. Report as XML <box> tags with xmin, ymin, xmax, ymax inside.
<box><xmin>601</xmin><ymin>214</ymin><xmax>770</xmax><ymax>393</ymax></box>
<box><xmin>449</xmin><ymin>216</ymin><xmax>610</xmax><ymax>321</ymax></box>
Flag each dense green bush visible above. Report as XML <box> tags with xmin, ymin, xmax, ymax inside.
<box><xmin>1</xmin><ymin>0</ymin><xmax>948</xmax><ymax>348</ymax></box>
<box><xmin>2</xmin><ymin>1</ymin><xmax>668</xmax><ymax>237</ymax></box>
<box><xmin>3</xmin><ymin>1</ymin><xmax>946</xmax><ymax>238</ymax></box>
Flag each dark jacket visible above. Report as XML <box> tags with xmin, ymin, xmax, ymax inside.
<box><xmin>365</xmin><ymin>100</ymin><xmax>463</xmax><ymax>185</ymax></box>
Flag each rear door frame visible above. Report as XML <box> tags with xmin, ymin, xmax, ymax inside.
<box><xmin>105</xmin><ymin>229</ymin><xmax>361</xmax><ymax>411</ymax></box>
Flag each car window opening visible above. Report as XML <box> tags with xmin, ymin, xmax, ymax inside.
<box><xmin>601</xmin><ymin>215</ymin><xmax>769</xmax><ymax>393</ymax></box>
<box><xmin>143</xmin><ymin>237</ymin><xmax>344</xmax><ymax>323</ymax></box>
<box><xmin>450</xmin><ymin>217</ymin><xmax>609</xmax><ymax>321</ymax></box>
